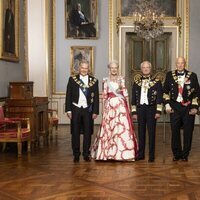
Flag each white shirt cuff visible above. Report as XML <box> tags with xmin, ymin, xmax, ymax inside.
<box><xmin>165</xmin><ymin>104</ymin><xmax>171</xmax><ymax>110</ymax></box>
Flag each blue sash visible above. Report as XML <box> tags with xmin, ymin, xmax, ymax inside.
<box><xmin>79</xmin><ymin>78</ymin><xmax>89</xmax><ymax>98</ymax></box>
<box><xmin>79</xmin><ymin>78</ymin><xmax>93</xmax><ymax>112</ymax></box>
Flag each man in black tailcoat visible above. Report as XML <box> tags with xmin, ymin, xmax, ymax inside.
<box><xmin>131</xmin><ymin>61</ymin><xmax>163</xmax><ymax>162</ymax></box>
<box><xmin>65</xmin><ymin>60</ymin><xmax>99</xmax><ymax>163</ymax></box>
<box><xmin>163</xmin><ymin>56</ymin><xmax>199</xmax><ymax>162</ymax></box>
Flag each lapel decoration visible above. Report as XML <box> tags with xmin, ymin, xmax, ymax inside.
<box><xmin>135</xmin><ymin>77</ymin><xmax>158</xmax><ymax>88</ymax></box>
<box><xmin>149</xmin><ymin>79</ymin><xmax>159</xmax><ymax>88</ymax></box>
<box><xmin>73</xmin><ymin>75</ymin><xmax>97</xmax><ymax>89</ymax></box>
<box><xmin>72</xmin><ymin>75</ymin><xmax>97</xmax><ymax>98</ymax></box>
<box><xmin>172</xmin><ymin>70</ymin><xmax>192</xmax><ymax>84</ymax></box>
<box><xmin>135</xmin><ymin>78</ymin><xmax>142</xmax><ymax>87</ymax></box>
<box><xmin>172</xmin><ymin>70</ymin><xmax>178</xmax><ymax>83</ymax></box>
<box><xmin>88</xmin><ymin>77</ymin><xmax>97</xmax><ymax>87</ymax></box>
<box><xmin>184</xmin><ymin>71</ymin><xmax>192</xmax><ymax>84</ymax></box>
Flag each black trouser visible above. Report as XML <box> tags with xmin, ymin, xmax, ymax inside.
<box><xmin>71</xmin><ymin>105</ymin><xmax>93</xmax><ymax>158</ymax></box>
<box><xmin>170</xmin><ymin>101</ymin><xmax>195</xmax><ymax>158</ymax></box>
<box><xmin>137</xmin><ymin>104</ymin><xmax>157</xmax><ymax>160</ymax></box>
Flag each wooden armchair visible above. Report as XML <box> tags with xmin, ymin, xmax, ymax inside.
<box><xmin>0</xmin><ymin>106</ymin><xmax>31</xmax><ymax>157</ymax></box>
<box><xmin>48</xmin><ymin>108</ymin><xmax>59</xmax><ymax>140</ymax></box>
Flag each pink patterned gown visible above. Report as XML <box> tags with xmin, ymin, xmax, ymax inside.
<box><xmin>91</xmin><ymin>77</ymin><xmax>138</xmax><ymax>161</ymax></box>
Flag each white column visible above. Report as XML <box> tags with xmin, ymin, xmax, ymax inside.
<box><xmin>27</xmin><ymin>0</ymin><xmax>48</xmax><ymax>96</ymax></box>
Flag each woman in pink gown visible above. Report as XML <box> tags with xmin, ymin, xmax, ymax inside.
<box><xmin>91</xmin><ymin>61</ymin><xmax>138</xmax><ymax>161</ymax></box>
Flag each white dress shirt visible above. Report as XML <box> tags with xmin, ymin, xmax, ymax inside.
<box><xmin>78</xmin><ymin>10</ymin><xmax>86</xmax><ymax>21</ymax></box>
<box><xmin>140</xmin><ymin>79</ymin><xmax>149</xmax><ymax>105</ymax></box>
<box><xmin>176</xmin><ymin>74</ymin><xmax>185</xmax><ymax>102</ymax></box>
<box><xmin>73</xmin><ymin>75</ymin><xmax>88</xmax><ymax>108</ymax></box>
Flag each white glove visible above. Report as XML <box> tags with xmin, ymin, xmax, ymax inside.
<box><xmin>165</xmin><ymin>104</ymin><xmax>173</xmax><ymax>113</ymax></box>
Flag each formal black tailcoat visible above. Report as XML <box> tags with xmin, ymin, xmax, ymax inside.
<box><xmin>163</xmin><ymin>70</ymin><xmax>199</xmax><ymax>109</ymax></box>
<box><xmin>131</xmin><ymin>76</ymin><xmax>163</xmax><ymax>160</ymax></box>
<box><xmin>65</xmin><ymin>74</ymin><xmax>99</xmax><ymax>115</ymax></box>
<box><xmin>163</xmin><ymin>69</ymin><xmax>200</xmax><ymax>159</ymax></box>
<box><xmin>65</xmin><ymin>74</ymin><xmax>99</xmax><ymax>158</ymax></box>
<box><xmin>131</xmin><ymin>77</ymin><xmax>163</xmax><ymax>114</ymax></box>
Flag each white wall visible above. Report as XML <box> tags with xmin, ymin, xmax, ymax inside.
<box><xmin>27</xmin><ymin>0</ymin><xmax>48</xmax><ymax>96</ymax></box>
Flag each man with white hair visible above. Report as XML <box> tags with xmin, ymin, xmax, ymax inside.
<box><xmin>163</xmin><ymin>56</ymin><xmax>199</xmax><ymax>162</ymax></box>
<box><xmin>132</xmin><ymin>61</ymin><xmax>163</xmax><ymax>162</ymax></box>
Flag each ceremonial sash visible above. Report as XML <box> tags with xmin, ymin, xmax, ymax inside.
<box><xmin>107</xmin><ymin>80</ymin><xmax>125</xmax><ymax>100</ymax></box>
<box><xmin>78</xmin><ymin>78</ymin><xmax>89</xmax><ymax>98</ymax></box>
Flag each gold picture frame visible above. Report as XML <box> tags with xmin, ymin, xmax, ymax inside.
<box><xmin>70</xmin><ymin>46</ymin><xmax>94</xmax><ymax>75</ymax></box>
<box><xmin>119</xmin><ymin>0</ymin><xmax>178</xmax><ymax>18</ymax></box>
<box><xmin>65</xmin><ymin>0</ymin><xmax>98</xmax><ymax>39</ymax></box>
<box><xmin>0</xmin><ymin>0</ymin><xmax>19</xmax><ymax>62</ymax></box>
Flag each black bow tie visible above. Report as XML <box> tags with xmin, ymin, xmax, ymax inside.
<box><xmin>142</xmin><ymin>76</ymin><xmax>150</xmax><ymax>80</ymax></box>
<box><xmin>177</xmin><ymin>72</ymin><xmax>185</xmax><ymax>76</ymax></box>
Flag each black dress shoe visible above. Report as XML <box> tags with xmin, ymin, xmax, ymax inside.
<box><xmin>83</xmin><ymin>156</ymin><xmax>91</xmax><ymax>162</ymax></box>
<box><xmin>136</xmin><ymin>157</ymin><xmax>145</xmax><ymax>161</ymax></box>
<box><xmin>73</xmin><ymin>157</ymin><xmax>80</xmax><ymax>163</ymax></box>
<box><xmin>182</xmin><ymin>157</ymin><xmax>188</xmax><ymax>162</ymax></box>
<box><xmin>173</xmin><ymin>157</ymin><xmax>180</xmax><ymax>161</ymax></box>
<box><xmin>148</xmin><ymin>159</ymin><xmax>154</xmax><ymax>163</ymax></box>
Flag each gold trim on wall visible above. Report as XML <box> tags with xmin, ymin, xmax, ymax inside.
<box><xmin>24</xmin><ymin>0</ymin><xmax>29</xmax><ymax>80</ymax></box>
<box><xmin>0</xmin><ymin>0</ymin><xmax>19</xmax><ymax>62</ymax></box>
<box><xmin>109</xmin><ymin>0</ymin><xmax>113</xmax><ymax>61</ymax></box>
<box><xmin>109</xmin><ymin>0</ymin><xmax>189</xmax><ymax>71</ymax></box>
<box><xmin>118</xmin><ymin>0</ymin><xmax>179</xmax><ymax>19</ymax></box>
<box><xmin>185</xmin><ymin>0</ymin><xmax>189</xmax><ymax>68</ymax></box>
<box><xmin>51</xmin><ymin>0</ymin><xmax>69</xmax><ymax>95</ymax></box>
<box><xmin>52</xmin><ymin>0</ymin><xmax>57</xmax><ymax>94</ymax></box>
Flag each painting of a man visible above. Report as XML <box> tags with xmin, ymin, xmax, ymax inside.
<box><xmin>71</xmin><ymin>46</ymin><xmax>93</xmax><ymax>75</ymax></box>
<box><xmin>66</xmin><ymin>0</ymin><xmax>98</xmax><ymax>38</ymax></box>
<box><xmin>4</xmin><ymin>0</ymin><xmax>15</xmax><ymax>54</ymax></box>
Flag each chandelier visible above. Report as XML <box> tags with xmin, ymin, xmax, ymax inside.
<box><xmin>133</xmin><ymin>0</ymin><xmax>165</xmax><ymax>41</ymax></box>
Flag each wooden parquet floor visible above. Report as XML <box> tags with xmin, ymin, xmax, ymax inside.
<box><xmin>0</xmin><ymin>124</ymin><xmax>200</xmax><ymax>200</ymax></box>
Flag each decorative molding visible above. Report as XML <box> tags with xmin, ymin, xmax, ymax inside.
<box><xmin>173</xmin><ymin>14</ymin><xmax>182</xmax><ymax>37</ymax></box>
<box><xmin>116</xmin><ymin>15</ymin><xmax>123</xmax><ymax>34</ymax></box>
<box><xmin>185</xmin><ymin>0</ymin><xmax>189</xmax><ymax>68</ymax></box>
<box><xmin>45</xmin><ymin>0</ymin><xmax>49</xmax><ymax>96</ymax></box>
<box><xmin>52</xmin><ymin>0</ymin><xmax>57</xmax><ymax>94</ymax></box>
<box><xmin>109</xmin><ymin>0</ymin><xmax>113</xmax><ymax>61</ymax></box>
<box><xmin>24</xmin><ymin>0</ymin><xmax>29</xmax><ymax>80</ymax></box>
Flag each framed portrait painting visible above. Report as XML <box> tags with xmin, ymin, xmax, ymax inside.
<box><xmin>65</xmin><ymin>0</ymin><xmax>98</xmax><ymax>39</ymax></box>
<box><xmin>70</xmin><ymin>46</ymin><xmax>94</xmax><ymax>75</ymax></box>
<box><xmin>0</xmin><ymin>0</ymin><xmax>19</xmax><ymax>62</ymax></box>
<box><xmin>119</xmin><ymin>0</ymin><xmax>177</xmax><ymax>18</ymax></box>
